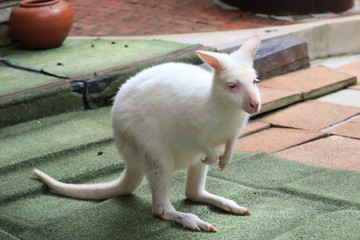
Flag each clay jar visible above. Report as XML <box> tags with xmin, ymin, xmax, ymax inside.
<box><xmin>10</xmin><ymin>0</ymin><xmax>74</xmax><ymax>50</ymax></box>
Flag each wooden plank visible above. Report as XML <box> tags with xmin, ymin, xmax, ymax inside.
<box><xmin>254</xmin><ymin>38</ymin><xmax>310</xmax><ymax>80</ymax></box>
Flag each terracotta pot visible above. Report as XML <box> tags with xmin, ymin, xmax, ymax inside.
<box><xmin>10</xmin><ymin>0</ymin><xmax>74</xmax><ymax>50</ymax></box>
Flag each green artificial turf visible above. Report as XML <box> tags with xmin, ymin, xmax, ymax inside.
<box><xmin>0</xmin><ymin>39</ymin><xmax>201</xmax><ymax>126</ymax></box>
<box><xmin>0</xmin><ymin>84</ymin><xmax>84</xmax><ymax>127</ymax></box>
<box><xmin>0</xmin><ymin>38</ymin><xmax>198</xmax><ymax>96</ymax></box>
<box><xmin>1</xmin><ymin>107</ymin><xmax>359</xmax><ymax>240</ymax></box>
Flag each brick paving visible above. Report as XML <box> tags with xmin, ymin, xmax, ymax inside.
<box><xmin>238</xmin><ymin>60</ymin><xmax>360</xmax><ymax>171</ymax></box>
<box><xmin>328</xmin><ymin>116</ymin><xmax>360</xmax><ymax>139</ymax></box>
<box><xmin>66</xmin><ymin>0</ymin><xmax>294</xmax><ymax>36</ymax></box>
<box><xmin>336</xmin><ymin>59</ymin><xmax>360</xmax><ymax>90</ymax></box>
<box><xmin>261</xmin><ymin>100</ymin><xmax>360</xmax><ymax>130</ymax></box>
<box><xmin>66</xmin><ymin>0</ymin><xmax>360</xmax><ymax>37</ymax></box>
<box><xmin>258</xmin><ymin>87</ymin><xmax>302</xmax><ymax>114</ymax></box>
<box><xmin>258</xmin><ymin>66</ymin><xmax>357</xmax><ymax>100</ymax></box>
<box><xmin>274</xmin><ymin>135</ymin><xmax>360</xmax><ymax>171</ymax></box>
<box><xmin>234</xmin><ymin>128</ymin><xmax>326</xmax><ymax>154</ymax></box>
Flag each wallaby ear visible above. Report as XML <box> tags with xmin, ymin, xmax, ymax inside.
<box><xmin>196</xmin><ymin>50</ymin><xmax>223</xmax><ymax>72</ymax></box>
<box><xmin>231</xmin><ymin>35</ymin><xmax>261</xmax><ymax>62</ymax></box>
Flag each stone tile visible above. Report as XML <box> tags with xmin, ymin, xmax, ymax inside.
<box><xmin>350</xmin><ymin>164</ymin><xmax>360</xmax><ymax>171</ymax></box>
<box><xmin>335</xmin><ymin>59</ymin><xmax>360</xmax><ymax>90</ymax></box>
<box><xmin>241</xmin><ymin>121</ymin><xmax>270</xmax><ymax>137</ymax></box>
<box><xmin>327</xmin><ymin>116</ymin><xmax>360</xmax><ymax>139</ymax></box>
<box><xmin>318</xmin><ymin>89</ymin><xmax>360</xmax><ymax>108</ymax></box>
<box><xmin>259</xmin><ymin>66</ymin><xmax>356</xmax><ymax>99</ymax></box>
<box><xmin>256</xmin><ymin>86</ymin><xmax>302</xmax><ymax>115</ymax></box>
<box><xmin>274</xmin><ymin>136</ymin><xmax>360</xmax><ymax>171</ymax></box>
<box><xmin>261</xmin><ymin>100</ymin><xmax>360</xmax><ymax>130</ymax></box>
<box><xmin>351</xmin><ymin>85</ymin><xmax>360</xmax><ymax>90</ymax></box>
<box><xmin>234</xmin><ymin>127</ymin><xmax>326</xmax><ymax>153</ymax></box>
<box><xmin>336</xmin><ymin>59</ymin><xmax>360</xmax><ymax>79</ymax></box>
<box><xmin>313</xmin><ymin>54</ymin><xmax>360</xmax><ymax>68</ymax></box>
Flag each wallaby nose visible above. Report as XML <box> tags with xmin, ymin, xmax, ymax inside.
<box><xmin>249</xmin><ymin>99</ymin><xmax>260</xmax><ymax>112</ymax></box>
<box><xmin>242</xmin><ymin>95</ymin><xmax>261</xmax><ymax>114</ymax></box>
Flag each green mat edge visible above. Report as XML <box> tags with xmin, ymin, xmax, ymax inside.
<box><xmin>0</xmin><ymin>229</ymin><xmax>19</xmax><ymax>240</ymax></box>
<box><xmin>0</xmin><ymin>44</ymin><xmax>205</xmax><ymax>127</ymax></box>
<box><xmin>0</xmin><ymin>84</ymin><xmax>83</xmax><ymax>127</ymax></box>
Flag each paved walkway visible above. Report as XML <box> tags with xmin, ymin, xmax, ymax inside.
<box><xmin>67</xmin><ymin>0</ymin><xmax>291</xmax><ymax>36</ymax></box>
<box><xmin>65</xmin><ymin>0</ymin><xmax>360</xmax><ymax>171</ymax></box>
<box><xmin>67</xmin><ymin>0</ymin><xmax>360</xmax><ymax>36</ymax></box>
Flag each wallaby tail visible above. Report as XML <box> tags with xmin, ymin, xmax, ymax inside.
<box><xmin>33</xmin><ymin>168</ymin><xmax>144</xmax><ymax>200</ymax></box>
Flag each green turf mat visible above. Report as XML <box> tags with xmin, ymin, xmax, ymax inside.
<box><xmin>0</xmin><ymin>39</ymin><xmax>201</xmax><ymax>126</ymax></box>
<box><xmin>0</xmin><ymin>84</ymin><xmax>83</xmax><ymax>127</ymax></box>
<box><xmin>1</xmin><ymin>39</ymin><xmax>197</xmax><ymax>95</ymax></box>
<box><xmin>0</xmin><ymin>141</ymin><xmax>123</xmax><ymax>203</ymax></box>
<box><xmin>0</xmin><ymin>230</ymin><xmax>19</xmax><ymax>240</ymax></box>
<box><xmin>281</xmin><ymin>169</ymin><xmax>360</xmax><ymax>205</ymax></box>
<box><xmin>274</xmin><ymin>210</ymin><xmax>360</xmax><ymax>240</ymax></box>
<box><xmin>0</xmin><ymin>67</ymin><xmax>58</xmax><ymax>97</ymax></box>
<box><xmin>1</xmin><ymin>109</ymin><xmax>359</xmax><ymax>239</ymax></box>
<box><xmin>0</xmin><ymin>107</ymin><xmax>112</xmax><ymax>172</ymax></box>
<box><xmin>209</xmin><ymin>153</ymin><xmax>326</xmax><ymax>189</ymax></box>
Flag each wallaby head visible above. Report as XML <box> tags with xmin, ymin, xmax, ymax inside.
<box><xmin>196</xmin><ymin>35</ymin><xmax>261</xmax><ymax>114</ymax></box>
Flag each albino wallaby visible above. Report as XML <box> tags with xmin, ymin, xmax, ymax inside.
<box><xmin>33</xmin><ymin>35</ymin><xmax>261</xmax><ymax>232</ymax></box>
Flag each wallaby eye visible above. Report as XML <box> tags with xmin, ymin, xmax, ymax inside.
<box><xmin>253</xmin><ymin>79</ymin><xmax>260</xmax><ymax>85</ymax></box>
<box><xmin>227</xmin><ymin>83</ymin><xmax>237</xmax><ymax>89</ymax></box>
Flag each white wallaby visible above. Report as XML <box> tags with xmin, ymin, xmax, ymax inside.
<box><xmin>33</xmin><ymin>35</ymin><xmax>261</xmax><ymax>232</ymax></box>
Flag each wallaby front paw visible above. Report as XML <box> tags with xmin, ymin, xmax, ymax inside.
<box><xmin>218</xmin><ymin>154</ymin><xmax>230</xmax><ymax>170</ymax></box>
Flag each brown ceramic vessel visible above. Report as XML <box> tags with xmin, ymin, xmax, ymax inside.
<box><xmin>10</xmin><ymin>0</ymin><xmax>74</xmax><ymax>50</ymax></box>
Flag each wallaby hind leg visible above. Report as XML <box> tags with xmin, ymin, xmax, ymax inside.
<box><xmin>145</xmin><ymin>155</ymin><xmax>216</xmax><ymax>232</ymax></box>
<box><xmin>112</xmin><ymin>132</ymin><xmax>145</xmax><ymax>196</ymax></box>
<box><xmin>185</xmin><ymin>161</ymin><xmax>250</xmax><ymax>215</ymax></box>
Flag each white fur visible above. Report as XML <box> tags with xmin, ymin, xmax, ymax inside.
<box><xmin>33</xmin><ymin>35</ymin><xmax>262</xmax><ymax>232</ymax></box>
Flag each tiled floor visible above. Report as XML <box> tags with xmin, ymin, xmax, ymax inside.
<box><xmin>66</xmin><ymin>0</ymin><xmax>360</xmax><ymax>37</ymax></box>
<box><xmin>257</xmin><ymin>87</ymin><xmax>302</xmax><ymax>114</ymax></box>
<box><xmin>261</xmin><ymin>100</ymin><xmax>360</xmax><ymax>130</ymax></box>
<box><xmin>237</xmin><ymin>60</ymin><xmax>360</xmax><ymax>171</ymax></box>
<box><xmin>327</xmin><ymin>116</ymin><xmax>360</xmax><ymax>139</ymax></box>
<box><xmin>336</xmin><ymin>60</ymin><xmax>360</xmax><ymax>90</ymax></box>
<box><xmin>66</xmin><ymin>0</ymin><xmax>293</xmax><ymax>37</ymax></box>
<box><xmin>258</xmin><ymin>66</ymin><xmax>356</xmax><ymax>100</ymax></box>
<box><xmin>318</xmin><ymin>89</ymin><xmax>360</xmax><ymax>108</ymax></box>
<box><xmin>235</xmin><ymin>127</ymin><xmax>326</xmax><ymax>153</ymax></box>
<box><xmin>274</xmin><ymin>136</ymin><xmax>360</xmax><ymax>171</ymax></box>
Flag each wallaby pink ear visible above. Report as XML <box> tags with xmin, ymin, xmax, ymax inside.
<box><xmin>196</xmin><ymin>51</ymin><xmax>223</xmax><ymax>72</ymax></box>
<box><xmin>231</xmin><ymin>35</ymin><xmax>261</xmax><ymax>62</ymax></box>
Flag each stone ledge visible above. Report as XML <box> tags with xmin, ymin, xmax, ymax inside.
<box><xmin>259</xmin><ymin>65</ymin><xmax>357</xmax><ymax>100</ymax></box>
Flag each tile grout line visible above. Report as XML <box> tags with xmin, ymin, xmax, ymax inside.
<box><xmin>321</xmin><ymin>114</ymin><xmax>360</xmax><ymax>131</ymax></box>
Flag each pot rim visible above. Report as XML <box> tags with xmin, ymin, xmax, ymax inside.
<box><xmin>20</xmin><ymin>0</ymin><xmax>61</xmax><ymax>7</ymax></box>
